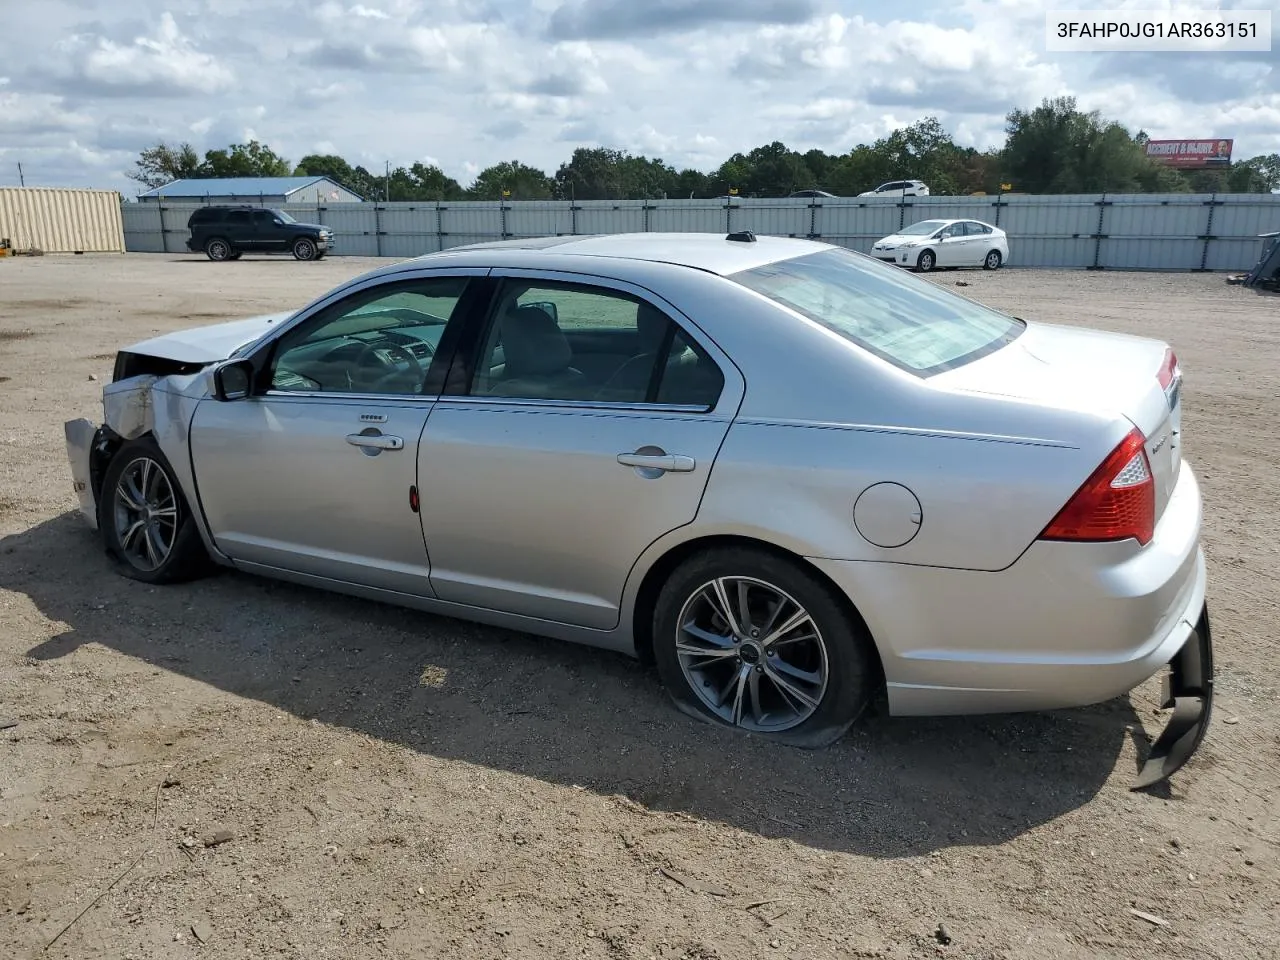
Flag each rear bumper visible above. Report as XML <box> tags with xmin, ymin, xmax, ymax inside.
<box><xmin>808</xmin><ymin>459</ymin><xmax>1207</xmax><ymax>716</ymax></box>
<box><xmin>1132</xmin><ymin>603</ymin><xmax>1213</xmax><ymax>790</ymax></box>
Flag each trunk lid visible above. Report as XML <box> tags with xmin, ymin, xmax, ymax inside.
<box><xmin>932</xmin><ymin>320</ymin><xmax>1182</xmax><ymax>520</ymax></box>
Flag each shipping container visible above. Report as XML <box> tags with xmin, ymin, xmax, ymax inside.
<box><xmin>1</xmin><ymin>188</ymin><xmax>125</xmax><ymax>254</ymax></box>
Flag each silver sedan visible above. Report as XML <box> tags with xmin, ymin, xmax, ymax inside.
<box><xmin>64</xmin><ymin>232</ymin><xmax>1213</xmax><ymax>788</ymax></box>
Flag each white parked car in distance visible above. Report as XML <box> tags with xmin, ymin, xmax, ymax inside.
<box><xmin>871</xmin><ymin>218</ymin><xmax>1009</xmax><ymax>272</ymax></box>
<box><xmin>858</xmin><ymin>180</ymin><xmax>930</xmax><ymax>198</ymax></box>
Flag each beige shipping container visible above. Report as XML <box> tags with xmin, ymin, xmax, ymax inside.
<box><xmin>0</xmin><ymin>187</ymin><xmax>125</xmax><ymax>254</ymax></box>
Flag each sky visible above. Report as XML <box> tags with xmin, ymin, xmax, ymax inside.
<box><xmin>0</xmin><ymin>0</ymin><xmax>1276</xmax><ymax>195</ymax></box>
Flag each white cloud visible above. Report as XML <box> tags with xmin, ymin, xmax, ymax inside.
<box><xmin>55</xmin><ymin>12</ymin><xmax>233</xmax><ymax>96</ymax></box>
<box><xmin>0</xmin><ymin>0</ymin><xmax>1271</xmax><ymax>194</ymax></box>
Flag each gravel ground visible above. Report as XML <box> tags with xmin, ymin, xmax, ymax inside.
<box><xmin>1</xmin><ymin>254</ymin><xmax>1278</xmax><ymax>960</ymax></box>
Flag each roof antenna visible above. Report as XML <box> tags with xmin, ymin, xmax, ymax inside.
<box><xmin>726</xmin><ymin>230</ymin><xmax>757</xmax><ymax>243</ymax></box>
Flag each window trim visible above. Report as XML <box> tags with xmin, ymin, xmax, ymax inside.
<box><xmin>444</xmin><ymin>269</ymin><xmax>733</xmax><ymax>415</ymax></box>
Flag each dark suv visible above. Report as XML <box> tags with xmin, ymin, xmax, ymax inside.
<box><xmin>186</xmin><ymin>206</ymin><xmax>334</xmax><ymax>262</ymax></box>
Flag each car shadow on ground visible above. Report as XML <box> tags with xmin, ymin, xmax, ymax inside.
<box><xmin>5</xmin><ymin>513</ymin><xmax>1146</xmax><ymax>858</ymax></box>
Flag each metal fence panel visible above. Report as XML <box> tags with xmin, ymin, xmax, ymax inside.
<box><xmin>999</xmin><ymin>195</ymin><xmax>1099</xmax><ymax>239</ymax></box>
<box><xmin>1213</xmin><ymin>196</ymin><xmax>1280</xmax><ymax>241</ymax></box>
<box><xmin>121</xmin><ymin>202</ymin><xmax>166</xmax><ymax>253</ymax></box>
<box><xmin>118</xmin><ymin>193</ymin><xmax>1280</xmax><ymax>270</ymax></box>
<box><xmin>440</xmin><ymin>203</ymin><xmax>503</xmax><ymax>246</ymax></box>
<box><xmin>731</xmin><ymin>199</ymin><xmax>812</xmax><ymax>237</ymax></box>
<box><xmin>574</xmin><ymin>201</ymin><xmax>647</xmax><ymax>235</ymax></box>
<box><xmin>820</xmin><ymin>201</ymin><xmax>903</xmax><ymax>252</ymax></box>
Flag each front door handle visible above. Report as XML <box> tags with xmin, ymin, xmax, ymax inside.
<box><xmin>346</xmin><ymin>432</ymin><xmax>404</xmax><ymax>451</ymax></box>
<box><xmin>617</xmin><ymin>452</ymin><xmax>696</xmax><ymax>472</ymax></box>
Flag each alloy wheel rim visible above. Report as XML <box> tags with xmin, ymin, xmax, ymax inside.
<box><xmin>112</xmin><ymin>457</ymin><xmax>178</xmax><ymax>572</ymax></box>
<box><xmin>675</xmin><ymin>576</ymin><xmax>829</xmax><ymax>732</ymax></box>
<box><xmin>210</xmin><ymin>241</ymin><xmax>227</xmax><ymax>259</ymax></box>
<box><xmin>297</xmin><ymin>240</ymin><xmax>313</xmax><ymax>258</ymax></box>
<box><xmin>987</xmin><ymin>251</ymin><xmax>999</xmax><ymax>267</ymax></box>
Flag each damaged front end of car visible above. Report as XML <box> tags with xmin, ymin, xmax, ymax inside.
<box><xmin>63</xmin><ymin>311</ymin><xmax>292</xmax><ymax>530</ymax></box>
<box><xmin>65</xmin><ymin>372</ymin><xmax>170</xmax><ymax>531</ymax></box>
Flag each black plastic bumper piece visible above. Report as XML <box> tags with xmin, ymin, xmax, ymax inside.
<box><xmin>1132</xmin><ymin>604</ymin><xmax>1214</xmax><ymax>791</ymax></box>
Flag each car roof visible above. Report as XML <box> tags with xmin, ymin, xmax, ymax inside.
<box><xmin>386</xmin><ymin>232</ymin><xmax>836</xmax><ymax>277</ymax></box>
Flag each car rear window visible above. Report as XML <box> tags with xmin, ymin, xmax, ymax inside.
<box><xmin>730</xmin><ymin>247</ymin><xmax>1024</xmax><ymax>376</ymax></box>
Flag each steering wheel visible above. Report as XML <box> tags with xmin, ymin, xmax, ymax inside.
<box><xmin>351</xmin><ymin>341</ymin><xmax>427</xmax><ymax>392</ymax></box>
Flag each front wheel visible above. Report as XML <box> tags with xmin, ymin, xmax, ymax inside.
<box><xmin>652</xmin><ymin>547</ymin><xmax>878</xmax><ymax>748</ymax></box>
<box><xmin>292</xmin><ymin>238</ymin><xmax>317</xmax><ymax>261</ymax></box>
<box><xmin>983</xmin><ymin>249</ymin><xmax>1003</xmax><ymax>270</ymax></box>
<box><xmin>99</xmin><ymin>438</ymin><xmax>210</xmax><ymax>584</ymax></box>
<box><xmin>915</xmin><ymin>249</ymin><xmax>936</xmax><ymax>272</ymax></box>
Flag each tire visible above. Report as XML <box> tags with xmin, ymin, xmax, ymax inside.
<box><xmin>292</xmin><ymin>238</ymin><xmax>317</xmax><ymax>261</ymax></box>
<box><xmin>99</xmin><ymin>437</ymin><xmax>211</xmax><ymax>584</ymax></box>
<box><xmin>915</xmin><ymin>249</ymin><xmax>936</xmax><ymax>272</ymax></box>
<box><xmin>229</xmin><ymin>251</ymin><xmax>243</xmax><ymax>261</ymax></box>
<box><xmin>983</xmin><ymin>249</ymin><xmax>1003</xmax><ymax>270</ymax></box>
<box><xmin>652</xmin><ymin>546</ymin><xmax>877</xmax><ymax>748</ymax></box>
<box><xmin>204</xmin><ymin>237</ymin><xmax>232</xmax><ymax>262</ymax></box>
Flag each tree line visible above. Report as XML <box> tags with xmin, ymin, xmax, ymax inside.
<box><xmin>128</xmin><ymin>97</ymin><xmax>1280</xmax><ymax>201</ymax></box>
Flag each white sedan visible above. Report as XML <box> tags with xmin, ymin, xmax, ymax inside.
<box><xmin>871</xmin><ymin>218</ymin><xmax>1010</xmax><ymax>272</ymax></box>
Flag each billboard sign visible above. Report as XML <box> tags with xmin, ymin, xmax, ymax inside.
<box><xmin>1144</xmin><ymin>139</ymin><xmax>1233</xmax><ymax>168</ymax></box>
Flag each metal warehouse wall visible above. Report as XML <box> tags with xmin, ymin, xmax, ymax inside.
<box><xmin>1</xmin><ymin>188</ymin><xmax>125</xmax><ymax>254</ymax></box>
<box><xmin>121</xmin><ymin>193</ymin><xmax>1280</xmax><ymax>271</ymax></box>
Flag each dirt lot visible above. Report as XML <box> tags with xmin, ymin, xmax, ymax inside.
<box><xmin>1</xmin><ymin>253</ymin><xmax>1277</xmax><ymax>960</ymax></box>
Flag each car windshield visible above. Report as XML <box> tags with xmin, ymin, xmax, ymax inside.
<box><xmin>274</xmin><ymin>210</ymin><xmax>296</xmax><ymax>223</ymax></box>
<box><xmin>730</xmin><ymin>248</ymin><xmax>1024</xmax><ymax>375</ymax></box>
<box><xmin>899</xmin><ymin>220</ymin><xmax>947</xmax><ymax>236</ymax></box>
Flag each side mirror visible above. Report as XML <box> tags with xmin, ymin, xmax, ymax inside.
<box><xmin>212</xmin><ymin>358</ymin><xmax>254</xmax><ymax>401</ymax></box>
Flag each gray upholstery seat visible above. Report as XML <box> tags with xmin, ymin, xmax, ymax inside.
<box><xmin>485</xmin><ymin>303</ymin><xmax>588</xmax><ymax>399</ymax></box>
<box><xmin>593</xmin><ymin>303</ymin><xmax>671</xmax><ymax>401</ymax></box>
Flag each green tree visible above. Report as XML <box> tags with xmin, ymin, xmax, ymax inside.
<box><xmin>467</xmin><ymin>160</ymin><xmax>556</xmax><ymax>200</ymax></box>
<box><xmin>670</xmin><ymin>168</ymin><xmax>711</xmax><ymax>198</ymax></box>
<box><xmin>1002</xmin><ymin>97</ymin><xmax>1165</xmax><ymax>193</ymax></box>
<box><xmin>554</xmin><ymin>148</ymin><xmax>681</xmax><ymax>200</ymax></box>
<box><xmin>126</xmin><ymin>142</ymin><xmax>202</xmax><ymax>189</ymax></box>
<box><xmin>1228</xmin><ymin>154</ymin><xmax>1280</xmax><ymax>192</ymax></box>
<box><xmin>710</xmin><ymin>141</ymin><xmax>814</xmax><ymax>197</ymax></box>
<box><xmin>408</xmin><ymin>162</ymin><xmax>466</xmax><ymax>200</ymax></box>
<box><xmin>202</xmin><ymin>140</ymin><xmax>292</xmax><ymax>178</ymax></box>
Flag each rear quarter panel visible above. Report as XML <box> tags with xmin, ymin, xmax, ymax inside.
<box><xmin>697</xmin><ymin>418</ymin><xmax>1119</xmax><ymax>571</ymax></box>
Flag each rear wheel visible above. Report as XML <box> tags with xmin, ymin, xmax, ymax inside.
<box><xmin>983</xmin><ymin>249</ymin><xmax>1003</xmax><ymax>270</ymax></box>
<box><xmin>205</xmin><ymin>237</ymin><xmax>232</xmax><ymax>262</ymax></box>
<box><xmin>292</xmin><ymin>238</ymin><xmax>317</xmax><ymax>261</ymax></box>
<box><xmin>652</xmin><ymin>547</ymin><xmax>877</xmax><ymax>748</ymax></box>
<box><xmin>915</xmin><ymin>249</ymin><xmax>936</xmax><ymax>272</ymax></box>
<box><xmin>99</xmin><ymin>437</ymin><xmax>210</xmax><ymax>584</ymax></box>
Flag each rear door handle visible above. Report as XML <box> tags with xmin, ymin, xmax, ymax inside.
<box><xmin>617</xmin><ymin>452</ymin><xmax>696</xmax><ymax>472</ymax></box>
<box><xmin>346</xmin><ymin>433</ymin><xmax>404</xmax><ymax>450</ymax></box>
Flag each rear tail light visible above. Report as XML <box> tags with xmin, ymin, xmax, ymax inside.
<box><xmin>1156</xmin><ymin>348</ymin><xmax>1179</xmax><ymax>390</ymax></box>
<box><xmin>1039</xmin><ymin>427</ymin><xmax>1156</xmax><ymax>546</ymax></box>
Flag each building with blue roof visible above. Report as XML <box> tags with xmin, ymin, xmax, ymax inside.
<box><xmin>136</xmin><ymin>176</ymin><xmax>363</xmax><ymax>205</ymax></box>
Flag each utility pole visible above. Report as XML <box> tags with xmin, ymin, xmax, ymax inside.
<box><xmin>17</xmin><ymin>162</ymin><xmax>25</xmax><ymax>187</ymax></box>
<box><xmin>385</xmin><ymin>160</ymin><xmax>390</xmax><ymax>202</ymax></box>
